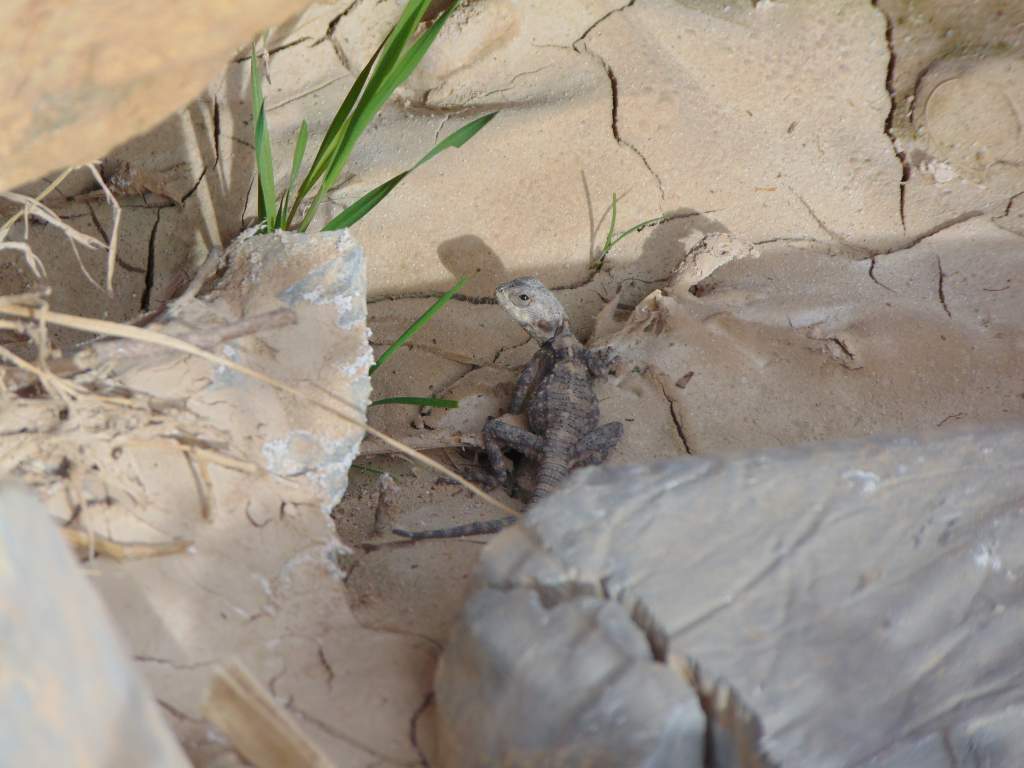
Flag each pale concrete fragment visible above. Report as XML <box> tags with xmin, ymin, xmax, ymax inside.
<box><xmin>598</xmin><ymin>217</ymin><xmax>1024</xmax><ymax>461</ymax></box>
<box><xmin>0</xmin><ymin>484</ymin><xmax>189</xmax><ymax>768</ymax></box>
<box><xmin>669</xmin><ymin>233</ymin><xmax>761</xmax><ymax>292</ymax></box>
<box><xmin>452</xmin><ymin>423</ymin><xmax>1024</xmax><ymax>767</ymax></box>
<box><xmin>86</xmin><ymin>232</ymin><xmax>382</xmax><ymax>765</ymax></box>
<box><xmin>0</xmin><ymin>232</ymin><xmax>412</xmax><ymax>766</ymax></box>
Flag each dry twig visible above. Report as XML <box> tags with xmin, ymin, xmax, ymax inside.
<box><xmin>0</xmin><ymin>301</ymin><xmax>515</xmax><ymax>516</ymax></box>
<box><xmin>204</xmin><ymin>660</ymin><xmax>335</xmax><ymax>768</ymax></box>
<box><xmin>61</xmin><ymin>528</ymin><xmax>192</xmax><ymax>561</ymax></box>
<box><xmin>85</xmin><ymin>163</ymin><xmax>122</xmax><ymax>293</ymax></box>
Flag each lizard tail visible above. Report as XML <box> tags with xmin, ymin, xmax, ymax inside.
<box><xmin>392</xmin><ymin>515</ymin><xmax>518</xmax><ymax>541</ymax></box>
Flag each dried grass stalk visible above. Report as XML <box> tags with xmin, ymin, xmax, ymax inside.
<box><xmin>203</xmin><ymin>660</ymin><xmax>336</xmax><ymax>768</ymax></box>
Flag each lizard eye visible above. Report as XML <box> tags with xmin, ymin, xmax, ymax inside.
<box><xmin>516</xmin><ymin>293</ymin><xmax>531</xmax><ymax>304</ymax></box>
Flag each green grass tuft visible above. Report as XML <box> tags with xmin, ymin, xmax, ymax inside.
<box><xmin>249</xmin><ymin>0</ymin><xmax>494</xmax><ymax>234</ymax></box>
<box><xmin>595</xmin><ymin>193</ymin><xmax>665</xmax><ymax>269</ymax></box>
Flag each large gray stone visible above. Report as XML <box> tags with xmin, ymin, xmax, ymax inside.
<box><xmin>0</xmin><ymin>485</ymin><xmax>189</xmax><ymax>767</ymax></box>
<box><xmin>435</xmin><ymin>587</ymin><xmax>706</xmax><ymax>767</ymax></box>
<box><xmin>438</xmin><ymin>424</ymin><xmax>1024</xmax><ymax>767</ymax></box>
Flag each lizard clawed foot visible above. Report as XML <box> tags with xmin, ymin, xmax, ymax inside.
<box><xmin>454</xmin><ymin>463</ymin><xmax>505</xmax><ymax>491</ymax></box>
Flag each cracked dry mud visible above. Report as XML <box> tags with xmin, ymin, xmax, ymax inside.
<box><xmin>2</xmin><ymin>0</ymin><xmax>1024</xmax><ymax>765</ymax></box>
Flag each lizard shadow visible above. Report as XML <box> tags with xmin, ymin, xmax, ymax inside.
<box><xmin>437</xmin><ymin>234</ymin><xmax>510</xmax><ymax>299</ymax></box>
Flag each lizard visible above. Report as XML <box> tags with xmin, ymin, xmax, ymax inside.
<box><xmin>393</xmin><ymin>276</ymin><xmax>623</xmax><ymax>540</ymax></box>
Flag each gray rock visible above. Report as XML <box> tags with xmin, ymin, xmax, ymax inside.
<box><xmin>438</xmin><ymin>424</ymin><xmax>1024</xmax><ymax>767</ymax></box>
<box><xmin>435</xmin><ymin>587</ymin><xmax>705</xmax><ymax>768</ymax></box>
<box><xmin>0</xmin><ymin>484</ymin><xmax>189</xmax><ymax>767</ymax></box>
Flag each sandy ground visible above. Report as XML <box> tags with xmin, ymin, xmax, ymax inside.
<box><xmin>3</xmin><ymin>0</ymin><xmax>1024</xmax><ymax>764</ymax></box>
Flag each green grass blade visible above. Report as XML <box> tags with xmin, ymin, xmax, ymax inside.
<box><xmin>351</xmin><ymin>463</ymin><xmax>387</xmax><ymax>476</ymax></box>
<box><xmin>368</xmin><ymin>396</ymin><xmax>459</xmax><ymax>408</ymax></box>
<box><xmin>250</xmin><ymin>49</ymin><xmax>265</xmax><ymax>223</ymax></box>
<box><xmin>250</xmin><ymin>49</ymin><xmax>277</xmax><ymax>230</ymax></box>
<box><xmin>360</xmin><ymin>0</ymin><xmax>431</xmax><ymax>109</ymax></box>
<box><xmin>295</xmin><ymin>1</ymin><xmax>430</xmax><ymax>230</ymax></box>
<box><xmin>322</xmin><ymin>112</ymin><xmax>497</xmax><ymax>231</ymax></box>
<box><xmin>254</xmin><ymin>111</ymin><xmax>277</xmax><ymax>230</ymax></box>
<box><xmin>370</xmin><ymin>276</ymin><xmax>466</xmax><ymax>375</ymax></box>
<box><xmin>277</xmin><ymin>120</ymin><xmax>308</xmax><ymax>225</ymax></box>
<box><xmin>375</xmin><ymin>0</ymin><xmax>462</xmax><ymax>103</ymax></box>
<box><xmin>602</xmin><ymin>193</ymin><xmax>618</xmax><ymax>254</ymax></box>
<box><xmin>606</xmin><ymin>214</ymin><xmax>665</xmax><ymax>251</ymax></box>
<box><xmin>300</xmin><ymin>1</ymin><xmax>464</xmax><ymax>231</ymax></box>
<box><xmin>288</xmin><ymin>40</ymin><xmax>385</xmax><ymax>227</ymax></box>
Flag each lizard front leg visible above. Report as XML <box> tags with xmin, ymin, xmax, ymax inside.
<box><xmin>483</xmin><ymin>417</ymin><xmax>544</xmax><ymax>485</ymax></box>
<box><xmin>582</xmin><ymin>346</ymin><xmax>621</xmax><ymax>379</ymax></box>
<box><xmin>572</xmin><ymin>422</ymin><xmax>624</xmax><ymax>468</ymax></box>
<box><xmin>510</xmin><ymin>349</ymin><xmax>549</xmax><ymax>414</ymax></box>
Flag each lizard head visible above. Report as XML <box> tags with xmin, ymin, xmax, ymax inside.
<box><xmin>496</xmin><ymin>276</ymin><xmax>567</xmax><ymax>343</ymax></box>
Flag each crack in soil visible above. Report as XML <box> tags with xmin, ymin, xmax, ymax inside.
<box><xmin>157</xmin><ymin>698</ymin><xmax>204</xmax><ymax>725</ymax></box>
<box><xmin>212</xmin><ymin>98</ymin><xmax>221</xmax><ymax>163</ymax></box>
<box><xmin>317</xmin><ymin>642</ymin><xmax>336</xmax><ymax>689</ymax></box>
<box><xmin>790</xmin><ymin>185</ymin><xmax>985</xmax><ymax>261</ymax></box>
<box><xmin>788</xmin><ymin>187</ymin><xmax>846</xmax><ymax>244</ymax></box>
<box><xmin>141</xmin><ymin>207</ymin><xmax>162</xmax><ymax>312</ymax></box>
<box><xmin>179</xmin><ymin>98</ymin><xmax>222</xmax><ymax>206</ymax></box>
<box><xmin>993</xmin><ymin>189</ymin><xmax>1024</xmax><ymax>222</ymax></box>
<box><xmin>368</xmin><ymin>291</ymin><xmax>497</xmax><ymax>306</ymax></box>
<box><xmin>240</xmin><ymin>173</ymin><xmax>254</xmax><ymax>231</ymax></box>
<box><xmin>936</xmin><ymin>254</ymin><xmax>952</xmax><ymax>319</ymax></box>
<box><xmin>868</xmin><ymin>255</ymin><xmax>894</xmax><ymax>292</ymax></box>
<box><xmin>317</xmin><ymin>0</ymin><xmax>363</xmax><ymax>71</ymax></box>
<box><xmin>83</xmin><ymin>198</ymin><xmax>147</xmax><ymax>275</ymax></box>
<box><xmin>491</xmin><ymin>336</ymin><xmax>533</xmax><ymax>365</ymax></box>
<box><xmin>651</xmin><ymin>369</ymin><xmax>693</xmax><ymax>455</ymax></box>
<box><xmin>563</xmin><ymin>0</ymin><xmax>665</xmax><ymax>201</ymax></box>
<box><xmin>234</xmin><ymin>37</ymin><xmax>312</xmax><ymax>63</ymax></box>
<box><xmin>468</xmin><ymin>65</ymin><xmax>556</xmax><ymax>104</ymax></box>
<box><xmin>573</xmin><ymin>43</ymin><xmax>666</xmax><ymax>201</ymax></box>
<box><xmin>267</xmin><ymin>76</ymin><xmax>350</xmax><ymax>113</ymax></box>
<box><xmin>289</xmin><ymin>702</ymin><xmax>417</xmax><ymax>766</ymax></box>
<box><xmin>180</xmin><ymin>164</ymin><xmax>209</xmax><ymax>205</ymax></box>
<box><xmin>936</xmin><ymin>412</ymin><xmax>966</xmax><ymax>428</ymax></box>
<box><xmin>871</xmin><ymin>1</ymin><xmax>909</xmax><ymax>233</ymax></box>
<box><xmin>409</xmin><ymin>691</ymin><xmax>434</xmax><ymax>767</ymax></box>
<box><xmin>600</xmin><ymin>59</ymin><xmax>665</xmax><ymax>199</ymax></box>
<box><xmin>573</xmin><ymin>0</ymin><xmax>638</xmax><ymax>47</ymax></box>
<box><xmin>824</xmin><ymin>335</ymin><xmax>859</xmax><ymax>368</ymax></box>
<box><xmin>754</xmin><ymin>235</ymin><xmax>831</xmax><ymax>248</ymax></box>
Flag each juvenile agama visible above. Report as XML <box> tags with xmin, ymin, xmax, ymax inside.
<box><xmin>393</xmin><ymin>277</ymin><xmax>623</xmax><ymax>540</ymax></box>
